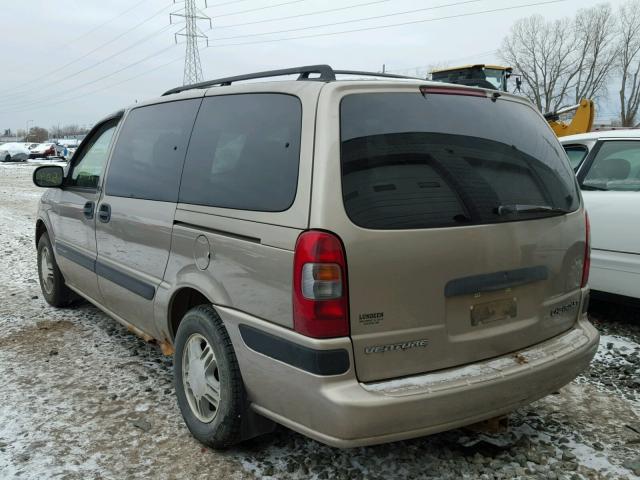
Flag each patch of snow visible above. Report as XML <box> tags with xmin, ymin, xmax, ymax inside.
<box><xmin>596</xmin><ymin>334</ymin><xmax>640</xmax><ymax>364</ymax></box>
<box><xmin>566</xmin><ymin>439</ymin><xmax>631</xmax><ymax>477</ymax></box>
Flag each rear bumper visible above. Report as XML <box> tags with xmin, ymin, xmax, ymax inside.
<box><xmin>220</xmin><ymin>307</ymin><xmax>599</xmax><ymax>448</ymax></box>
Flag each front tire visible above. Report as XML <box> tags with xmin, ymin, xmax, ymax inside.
<box><xmin>4</xmin><ymin>154</ymin><xmax>10</xmax><ymax>162</ymax></box>
<box><xmin>174</xmin><ymin>305</ymin><xmax>247</xmax><ymax>448</ymax></box>
<box><xmin>37</xmin><ymin>232</ymin><xmax>74</xmax><ymax>307</ymax></box>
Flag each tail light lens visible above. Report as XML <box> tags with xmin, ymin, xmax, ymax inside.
<box><xmin>581</xmin><ymin>212</ymin><xmax>591</xmax><ymax>288</ymax></box>
<box><xmin>293</xmin><ymin>230</ymin><xmax>349</xmax><ymax>338</ymax></box>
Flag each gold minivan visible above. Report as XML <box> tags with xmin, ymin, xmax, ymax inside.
<box><xmin>33</xmin><ymin>65</ymin><xmax>598</xmax><ymax>448</ymax></box>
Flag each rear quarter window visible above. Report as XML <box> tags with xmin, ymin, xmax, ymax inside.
<box><xmin>563</xmin><ymin>144</ymin><xmax>589</xmax><ymax>170</ymax></box>
<box><xmin>340</xmin><ymin>92</ymin><xmax>579</xmax><ymax>229</ymax></box>
<box><xmin>178</xmin><ymin>93</ymin><xmax>302</xmax><ymax>212</ymax></box>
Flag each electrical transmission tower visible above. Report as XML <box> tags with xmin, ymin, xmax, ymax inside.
<box><xmin>170</xmin><ymin>0</ymin><xmax>211</xmax><ymax>85</ymax></box>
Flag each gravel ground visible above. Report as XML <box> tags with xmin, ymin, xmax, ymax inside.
<box><xmin>0</xmin><ymin>163</ymin><xmax>639</xmax><ymax>480</ymax></box>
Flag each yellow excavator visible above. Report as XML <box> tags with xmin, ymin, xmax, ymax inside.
<box><xmin>430</xmin><ymin>64</ymin><xmax>595</xmax><ymax>137</ymax></box>
<box><xmin>543</xmin><ymin>99</ymin><xmax>595</xmax><ymax>137</ymax></box>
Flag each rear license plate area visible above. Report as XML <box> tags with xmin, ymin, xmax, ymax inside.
<box><xmin>470</xmin><ymin>297</ymin><xmax>517</xmax><ymax>326</ymax></box>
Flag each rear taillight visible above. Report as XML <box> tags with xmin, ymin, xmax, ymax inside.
<box><xmin>293</xmin><ymin>230</ymin><xmax>349</xmax><ymax>338</ymax></box>
<box><xmin>581</xmin><ymin>212</ymin><xmax>591</xmax><ymax>288</ymax></box>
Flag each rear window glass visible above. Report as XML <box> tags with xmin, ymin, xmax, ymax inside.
<box><xmin>179</xmin><ymin>93</ymin><xmax>302</xmax><ymax>212</ymax></box>
<box><xmin>340</xmin><ymin>92</ymin><xmax>579</xmax><ymax>229</ymax></box>
<box><xmin>563</xmin><ymin>144</ymin><xmax>589</xmax><ymax>170</ymax></box>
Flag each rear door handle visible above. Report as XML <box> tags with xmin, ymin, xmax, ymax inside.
<box><xmin>83</xmin><ymin>201</ymin><xmax>95</xmax><ymax>219</ymax></box>
<box><xmin>98</xmin><ymin>203</ymin><xmax>111</xmax><ymax>223</ymax></box>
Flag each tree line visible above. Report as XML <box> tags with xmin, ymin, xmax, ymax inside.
<box><xmin>14</xmin><ymin>124</ymin><xmax>90</xmax><ymax>143</ymax></box>
<box><xmin>501</xmin><ymin>0</ymin><xmax>640</xmax><ymax>126</ymax></box>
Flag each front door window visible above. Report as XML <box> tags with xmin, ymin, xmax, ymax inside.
<box><xmin>68</xmin><ymin>122</ymin><xmax>118</xmax><ymax>189</ymax></box>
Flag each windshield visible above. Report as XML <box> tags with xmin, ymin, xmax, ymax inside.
<box><xmin>482</xmin><ymin>68</ymin><xmax>506</xmax><ymax>91</ymax></box>
<box><xmin>432</xmin><ymin>68</ymin><xmax>505</xmax><ymax>91</ymax></box>
<box><xmin>340</xmin><ymin>91</ymin><xmax>579</xmax><ymax>230</ymax></box>
<box><xmin>583</xmin><ymin>140</ymin><xmax>640</xmax><ymax>191</ymax></box>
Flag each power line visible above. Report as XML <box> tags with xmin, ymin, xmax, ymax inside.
<box><xmin>4</xmin><ymin>0</ymin><xmax>568</xmax><ymax>115</ymax></box>
<box><xmin>207</xmin><ymin>0</ymin><xmax>253</xmax><ymax>7</ymax></box>
<box><xmin>2</xmin><ymin>3</ymin><xmax>174</xmax><ymax>99</ymax></box>
<box><xmin>54</xmin><ymin>3</ymin><xmax>174</xmax><ymax>77</ymax></box>
<box><xmin>3</xmin><ymin>44</ymin><xmax>178</xmax><ymax>112</ymax></box>
<box><xmin>205</xmin><ymin>0</ymin><xmax>568</xmax><ymax>48</ymax></box>
<box><xmin>3</xmin><ymin>54</ymin><xmax>186</xmax><ymax>114</ymax></box>
<box><xmin>210</xmin><ymin>0</ymin><xmax>489</xmax><ymax>41</ymax></box>
<box><xmin>4</xmin><ymin>0</ymin><xmax>385</xmax><ymax>106</ymax></box>
<box><xmin>211</xmin><ymin>0</ymin><xmax>309</xmax><ymax>19</ymax></box>
<box><xmin>58</xmin><ymin>0</ymin><xmax>152</xmax><ymax>49</ymax></box>
<box><xmin>0</xmin><ymin>24</ymin><xmax>177</xmax><ymax>107</ymax></box>
<box><xmin>215</xmin><ymin>0</ymin><xmax>392</xmax><ymax>29</ymax></box>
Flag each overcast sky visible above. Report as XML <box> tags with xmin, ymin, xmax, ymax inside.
<box><xmin>0</xmin><ymin>0</ymin><xmax>626</xmax><ymax>134</ymax></box>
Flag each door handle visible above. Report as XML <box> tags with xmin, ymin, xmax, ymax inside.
<box><xmin>98</xmin><ymin>203</ymin><xmax>111</xmax><ymax>223</ymax></box>
<box><xmin>83</xmin><ymin>201</ymin><xmax>95</xmax><ymax>219</ymax></box>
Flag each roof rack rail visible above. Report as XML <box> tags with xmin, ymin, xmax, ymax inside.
<box><xmin>332</xmin><ymin>69</ymin><xmax>423</xmax><ymax>81</ymax></box>
<box><xmin>162</xmin><ymin>65</ymin><xmax>423</xmax><ymax>96</ymax></box>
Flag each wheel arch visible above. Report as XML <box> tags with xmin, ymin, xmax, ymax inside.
<box><xmin>35</xmin><ymin>218</ymin><xmax>48</xmax><ymax>248</ymax></box>
<box><xmin>168</xmin><ymin>286</ymin><xmax>214</xmax><ymax>342</ymax></box>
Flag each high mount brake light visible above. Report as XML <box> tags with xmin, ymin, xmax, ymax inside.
<box><xmin>293</xmin><ymin>230</ymin><xmax>349</xmax><ymax>338</ymax></box>
<box><xmin>419</xmin><ymin>86</ymin><xmax>488</xmax><ymax>98</ymax></box>
<box><xmin>581</xmin><ymin>212</ymin><xmax>591</xmax><ymax>288</ymax></box>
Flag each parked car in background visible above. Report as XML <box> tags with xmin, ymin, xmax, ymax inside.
<box><xmin>560</xmin><ymin>130</ymin><xmax>640</xmax><ymax>302</ymax></box>
<box><xmin>52</xmin><ymin>139</ymin><xmax>82</xmax><ymax>160</ymax></box>
<box><xmin>31</xmin><ymin>65</ymin><xmax>597</xmax><ymax>449</ymax></box>
<box><xmin>0</xmin><ymin>142</ymin><xmax>29</xmax><ymax>161</ymax></box>
<box><xmin>23</xmin><ymin>143</ymin><xmax>39</xmax><ymax>150</ymax></box>
<box><xmin>29</xmin><ymin>142</ymin><xmax>61</xmax><ymax>159</ymax></box>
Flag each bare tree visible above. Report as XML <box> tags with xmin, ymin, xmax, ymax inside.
<box><xmin>49</xmin><ymin>125</ymin><xmax>62</xmax><ymax>139</ymax></box>
<box><xmin>617</xmin><ymin>0</ymin><xmax>640</xmax><ymax>126</ymax></box>
<box><xmin>26</xmin><ymin>127</ymin><xmax>49</xmax><ymax>143</ymax></box>
<box><xmin>50</xmin><ymin>124</ymin><xmax>89</xmax><ymax>138</ymax></box>
<box><xmin>501</xmin><ymin>5</ymin><xmax>616</xmax><ymax>114</ymax></box>
<box><xmin>573</xmin><ymin>4</ymin><xmax>617</xmax><ymax>104</ymax></box>
<box><xmin>501</xmin><ymin>15</ymin><xmax>579</xmax><ymax>112</ymax></box>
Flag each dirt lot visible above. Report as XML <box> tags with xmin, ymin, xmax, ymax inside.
<box><xmin>0</xmin><ymin>163</ymin><xmax>639</xmax><ymax>480</ymax></box>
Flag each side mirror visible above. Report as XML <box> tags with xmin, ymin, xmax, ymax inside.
<box><xmin>33</xmin><ymin>165</ymin><xmax>64</xmax><ymax>188</ymax></box>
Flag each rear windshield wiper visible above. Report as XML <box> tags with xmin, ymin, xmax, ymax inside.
<box><xmin>496</xmin><ymin>204</ymin><xmax>571</xmax><ymax>216</ymax></box>
<box><xmin>581</xmin><ymin>184</ymin><xmax>608</xmax><ymax>191</ymax></box>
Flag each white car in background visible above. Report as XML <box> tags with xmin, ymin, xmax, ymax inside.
<box><xmin>560</xmin><ymin>130</ymin><xmax>640</xmax><ymax>303</ymax></box>
<box><xmin>0</xmin><ymin>142</ymin><xmax>29</xmax><ymax>162</ymax></box>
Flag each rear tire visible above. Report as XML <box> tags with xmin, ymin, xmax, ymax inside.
<box><xmin>174</xmin><ymin>305</ymin><xmax>247</xmax><ymax>448</ymax></box>
<box><xmin>37</xmin><ymin>232</ymin><xmax>74</xmax><ymax>307</ymax></box>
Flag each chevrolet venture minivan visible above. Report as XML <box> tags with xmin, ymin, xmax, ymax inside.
<box><xmin>33</xmin><ymin>65</ymin><xmax>599</xmax><ymax>448</ymax></box>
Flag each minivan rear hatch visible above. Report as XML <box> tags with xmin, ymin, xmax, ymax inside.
<box><xmin>334</xmin><ymin>86</ymin><xmax>586</xmax><ymax>382</ymax></box>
